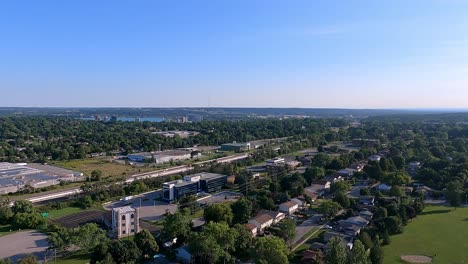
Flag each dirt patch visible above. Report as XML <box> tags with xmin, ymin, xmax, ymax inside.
<box><xmin>401</xmin><ymin>255</ymin><xmax>433</xmax><ymax>263</ymax></box>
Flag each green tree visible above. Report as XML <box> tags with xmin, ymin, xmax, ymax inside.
<box><xmin>189</xmin><ymin>222</ymin><xmax>238</xmax><ymax>263</ymax></box>
<box><xmin>12</xmin><ymin>213</ymin><xmax>44</xmax><ymax>229</ymax></box>
<box><xmin>0</xmin><ymin>200</ymin><xmax>13</xmax><ymax>225</ymax></box>
<box><xmin>0</xmin><ymin>259</ymin><xmax>12</xmax><ymax>264</ymax></box>
<box><xmin>162</xmin><ymin>211</ymin><xmax>191</xmax><ymax>241</ymax></box>
<box><xmin>303</xmin><ymin>166</ymin><xmax>325</xmax><ymax>185</ymax></box>
<box><xmin>333</xmin><ymin>191</ymin><xmax>351</xmax><ymax>208</ymax></box>
<box><xmin>319</xmin><ymin>201</ymin><xmax>342</xmax><ymax>219</ymax></box>
<box><xmin>277</xmin><ymin>219</ymin><xmax>296</xmax><ymax>245</ymax></box>
<box><xmin>446</xmin><ymin>181</ymin><xmax>462</xmax><ymax>207</ymax></box>
<box><xmin>204</xmin><ymin>203</ymin><xmax>233</xmax><ymax>225</ymax></box>
<box><xmin>12</xmin><ymin>200</ymin><xmax>35</xmax><ymax>214</ymax></box>
<box><xmin>233</xmin><ymin>224</ymin><xmax>254</xmax><ymax>258</ymax></box>
<box><xmin>331</xmin><ymin>181</ymin><xmax>351</xmax><ymax>193</ymax></box>
<box><xmin>370</xmin><ymin>244</ymin><xmax>384</xmax><ymax>264</ymax></box>
<box><xmin>389</xmin><ymin>186</ymin><xmax>403</xmax><ymax>197</ymax></box>
<box><xmin>358</xmin><ymin>231</ymin><xmax>374</xmax><ymax>250</ymax></box>
<box><xmin>349</xmin><ymin>240</ymin><xmax>371</xmax><ymax>264</ymax></box>
<box><xmin>231</xmin><ymin>198</ymin><xmax>252</xmax><ymax>225</ymax></box>
<box><xmin>134</xmin><ymin>229</ymin><xmax>159</xmax><ymax>259</ymax></box>
<box><xmin>90</xmin><ymin>170</ymin><xmax>103</xmax><ymax>181</ymax></box>
<box><xmin>325</xmin><ymin>236</ymin><xmax>348</xmax><ymax>264</ymax></box>
<box><xmin>74</xmin><ymin>223</ymin><xmax>108</xmax><ymax>253</ymax></box>
<box><xmin>255</xmin><ymin>236</ymin><xmax>289</xmax><ymax>264</ymax></box>
<box><xmin>107</xmin><ymin>240</ymin><xmax>142</xmax><ymax>264</ymax></box>
<box><xmin>382</xmin><ymin>230</ymin><xmax>391</xmax><ymax>245</ymax></box>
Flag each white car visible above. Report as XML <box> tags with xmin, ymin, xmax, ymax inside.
<box><xmin>323</xmin><ymin>225</ymin><xmax>333</xmax><ymax>229</ymax></box>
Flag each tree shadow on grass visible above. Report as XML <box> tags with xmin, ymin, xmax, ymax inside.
<box><xmin>421</xmin><ymin>209</ymin><xmax>451</xmax><ymax>215</ymax></box>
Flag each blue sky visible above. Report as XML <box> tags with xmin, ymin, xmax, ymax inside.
<box><xmin>1</xmin><ymin>0</ymin><xmax>468</xmax><ymax>108</ymax></box>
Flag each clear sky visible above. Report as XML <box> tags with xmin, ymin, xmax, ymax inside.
<box><xmin>1</xmin><ymin>0</ymin><xmax>468</xmax><ymax>108</ymax></box>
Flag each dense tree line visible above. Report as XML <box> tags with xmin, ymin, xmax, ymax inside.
<box><xmin>0</xmin><ymin>117</ymin><xmax>333</xmax><ymax>162</ymax></box>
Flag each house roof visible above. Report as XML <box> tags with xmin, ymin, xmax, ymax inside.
<box><xmin>302</xmin><ymin>250</ymin><xmax>324</xmax><ymax>261</ymax></box>
<box><xmin>244</xmin><ymin>223</ymin><xmax>257</xmax><ymax>231</ymax></box>
<box><xmin>280</xmin><ymin>200</ymin><xmax>299</xmax><ymax>209</ymax></box>
<box><xmin>252</xmin><ymin>214</ymin><xmax>273</xmax><ymax>225</ymax></box>
<box><xmin>314</xmin><ymin>180</ymin><xmax>330</xmax><ymax>185</ymax></box>
<box><xmin>359</xmin><ymin>210</ymin><xmax>374</xmax><ymax>216</ymax></box>
<box><xmin>257</xmin><ymin>209</ymin><xmax>284</xmax><ymax>220</ymax></box>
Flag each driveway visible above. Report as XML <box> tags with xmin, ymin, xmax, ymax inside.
<box><xmin>292</xmin><ymin>214</ymin><xmax>323</xmax><ymax>245</ymax></box>
<box><xmin>0</xmin><ymin>230</ymin><xmax>48</xmax><ymax>263</ymax></box>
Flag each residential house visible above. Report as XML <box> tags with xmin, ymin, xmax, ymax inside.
<box><xmin>302</xmin><ymin>250</ymin><xmax>324</xmax><ymax>264</ymax></box>
<box><xmin>336</xmin><ymin>169</ymin><xmax>355</xmax><ymax>179</ymax></box>
<box><xmin>244</xmin><ymin>223</ymin><xmax>258</xmax><ymax>237</ymax></box>
<box><xmin>338</xmin><ymin>216</ymin><xmax>369</xmax><ymax>229</ymax></box>
<box><xmin>376</xmin><ymin>183</ymin><xmax>391</xmax><ymax>192</ymax></box>
<box><xmin>291</xmin><ymin>198</ymin><xmax>304</xmax><ymax>209</ymax></box>
<box><xmin>312</xmin><ymin>180</ymin><xmax>331</xmax><ymax>191</ymax></box>
<box><xmin>359</xmin><ymin>210</ymin><xmax>374</xmax><ymax>221</ymax></box>
<box><xmin>175</xmin><ymin>246</ymin><xmax>192</xmax><ymax>264</ymax></box>
<box><xmin>369</xmin><ymin>155</ymin><xmax>382</xmax><ymax>162</ymax></box>
<box><xmin>279</xmin><ymin>201</ymin><xmax>299</xmax><ymax>215</ymax></box>
<box><xmin>257</xmin><ymin>209</ymin><xmax>285</xmax><ymax>224</ymax></box>
<box><xmin>349</xmin><ymin>163</ymin><xmax>365</xmax><ymax>172</ymax></box>
<box><xmin>323</xmin><ymin>175</ymin><xmax>343</xmax><ymax>183</ymax></box>
<box><xmin>248</xmin><ymin>214</ymin><xmax>273</xmax><ymax>233</ymax></box>
<box><xmin>323</xmin><ymin>232</ymin><xmax>354</xmax><ymax>250</ymax></box>
<box><xmin>358</xmin><ymin>196</ymin><xmax>375</xmax><ymax>206</ymax></box>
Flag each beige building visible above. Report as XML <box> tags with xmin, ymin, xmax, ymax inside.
<box><xmin>279</xmin><ymin>200</ymin><xmax>299</xmax><ymax>215</ymax></box>
<box><xmin>112</xmin><ymin>206</ymin><xmax>139</xmax><ymax>238</ymax></box>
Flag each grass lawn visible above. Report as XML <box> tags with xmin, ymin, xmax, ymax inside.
<box><xmin>0</xmin><ymin>224</ymin><xmax>14</xmax><ymax>237</ymax></box>
<box><xmin>383</xmin><ymin>205</ymin><xmax>468</xmax><ymax>264</ymax></box>
<box><xmin>44</xmin><ymin>207</ymin><xmax>84</xmax><ymax>219</ymax></box>
<box><xmin>52</xmin><ymin>158</ymin><xmax>155</xmax><ymax>178</ymax></box>
<box><xmin>56</xmin><ymin>253</ymin><xmax>90</xmax><ymax>264</ymax></box>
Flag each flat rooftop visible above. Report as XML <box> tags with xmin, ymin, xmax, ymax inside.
<box><xmin>185</xmin><ymin>172</ymin><xmax>227</xmax><ymax>180</ymax></box>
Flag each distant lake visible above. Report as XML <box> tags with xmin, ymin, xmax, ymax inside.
<box><xmin>79</xmin><ymin>117</ymin><xmax>165</xmax><ymax>122</ymax></box>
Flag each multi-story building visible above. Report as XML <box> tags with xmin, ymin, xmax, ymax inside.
<box><xmin>112</xmin><ymin>206</ymin><xmax>139</xmax><ymax>239</ymax></box>
<box><xmin>162</xmin><ymin>172</ymin><xmax>228</xmax><ymax>202</ymax></box>
<box><xmin>162</xmin><ymin>180</ymin><xmax>199</xmax><ymax>201</ymax></box>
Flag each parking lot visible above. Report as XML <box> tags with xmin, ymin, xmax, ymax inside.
<box><xmin>0</xmin><ymin>230</ymin><xmax>48</xmax><ymax>263</ymax></box>
<box><xmin>197</xmin><ymin>191</ymin><xmax>242</xmax><ymax>206</ymax></box>
<box><xmin>103</xmin><ymin>190</ymin><xmax>177</xmax><ymax>221</ymax></box>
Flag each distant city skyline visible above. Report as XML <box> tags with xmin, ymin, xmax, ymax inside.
<box><xmin>1</xmin><ymin>1</ymin><xmax>468</xmax><ymax>108</ymax></box>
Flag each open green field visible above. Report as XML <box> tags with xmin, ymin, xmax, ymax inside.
<box><xmin>52</xmin><ymin>158</ymin><xmax>156</xmax><ymax>178</ymax></box>
<box><xmin>56</xmin><ymin>254</ymin><xmax>90</xmax><ymax>264</ymax></box>
<box><xmin>383</xmin><ymin>205</ymin><xmax>468</xmax><ymax>264</ymax></box>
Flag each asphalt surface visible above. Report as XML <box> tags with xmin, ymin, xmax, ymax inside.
<box><xmin>0</xmin><ymin>230</ymin><xmax>48</xmax><ymax>263</ymax></box>
<box><xmin>103</xmin><ymin>190</ymin><xmax>177</xmax><ymax>221</ymax></box>
<box><xmin>292</xmin><ymin>213</ymin><xmax>323</xmax><ymax>245</ymax></box>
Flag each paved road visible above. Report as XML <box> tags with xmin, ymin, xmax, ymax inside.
<box><xmin>292</xmin><ymin>214</ymin><xmax>323</xmax><ymax>245</ymax></box>
<box><xmin>0</xmin><ymin>230</ymin><xmax>48</xmax><ymax>263</ymax></box>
